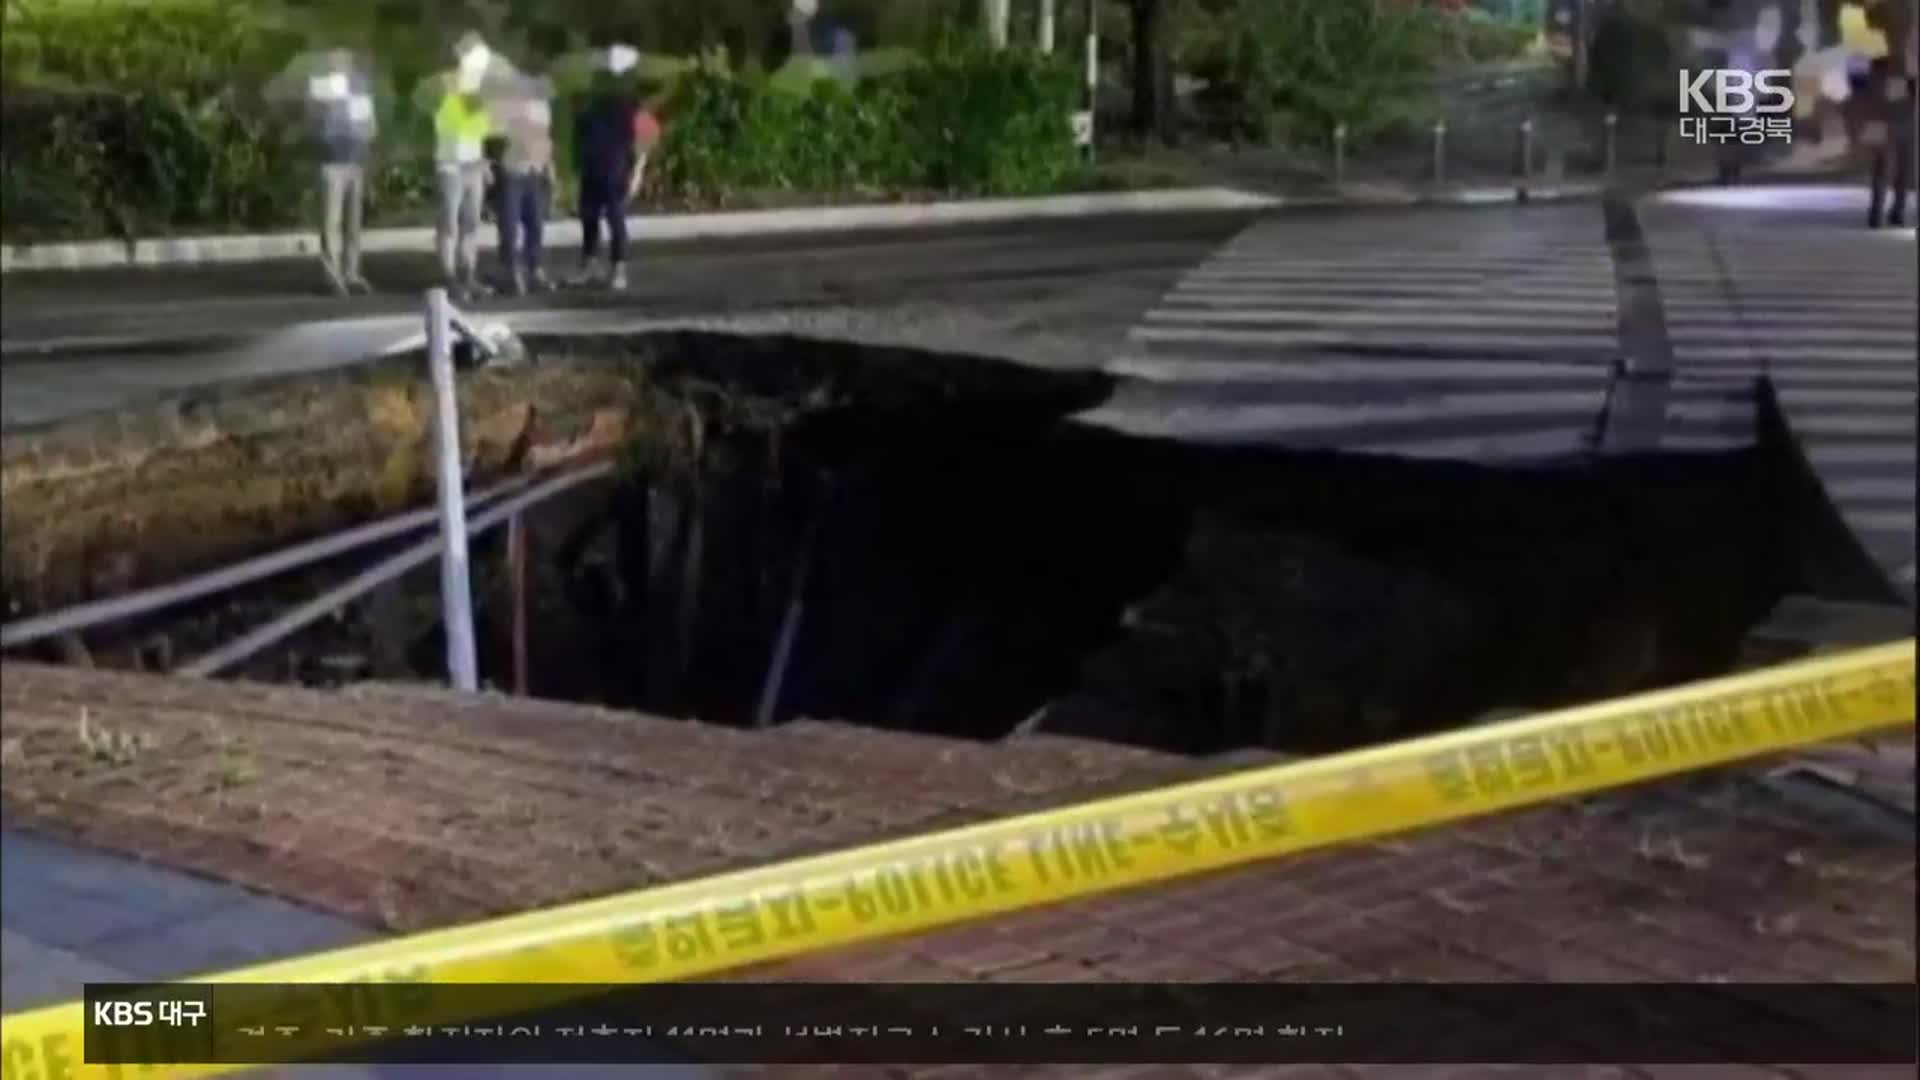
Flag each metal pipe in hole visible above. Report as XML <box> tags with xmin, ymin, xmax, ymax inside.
<box><xmin>176</xmin><ymin>464</ymin><xmax>611</xmax><ymax>679</ymax></box>
<box><xmin>0</xmin><ymin>479</ymin><xmax>526</xmax><ymax>650</ymax></box>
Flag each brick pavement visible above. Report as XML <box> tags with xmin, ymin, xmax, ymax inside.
<box><xmin>2</xmin><ymin>662</ymin><xmax>1912</xmax><ymax>1079</ymax></box>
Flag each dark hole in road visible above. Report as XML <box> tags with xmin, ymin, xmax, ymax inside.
<box><xmin>50</xmin><ymin>332</ymin><xmax>1799</xmax><ymax>756</ymax></box>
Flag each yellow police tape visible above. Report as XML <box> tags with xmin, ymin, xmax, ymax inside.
<box><xmin>3</xmin><ymin>639</ymin><xmax>1914</xmax><ymax>1080</ymax></box>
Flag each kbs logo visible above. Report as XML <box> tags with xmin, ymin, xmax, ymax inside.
<box><xmin>92</xmin><ymin>999</ymin><xmax>207</xmax><ymax>1026</ymax></box>
<box><xmin>1678</xmin><ymin>70</ymin><xmax>1795</xmax><ymax>145</ymax></box>
<box><xmin>1679</xmin><ymin>69</ymin><xmax>1796</xmax><ymax>114</ymax></box>
<box><xmin>93</xmin><ymin>1001</ymin><xmax>153</xmax><ymax>1026</ymax></box>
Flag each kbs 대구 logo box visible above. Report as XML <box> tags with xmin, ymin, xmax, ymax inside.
<box><xmin>1678</xmin><ymin>69</ymin><xmax>1796</xmax><ymax>146</ymax></box>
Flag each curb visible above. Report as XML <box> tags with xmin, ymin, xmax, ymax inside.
<box><xmin>0</xmin><ymin>188</ymin><xmax>1277</xmax><ymax>275</ymax></box>
<box><xmin>0</xmin><ymin>183</ymin><xmax>1608</xmax><ymax>275</ymax></box>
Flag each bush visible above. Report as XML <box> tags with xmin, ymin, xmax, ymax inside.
<box><xmin>658</xmin><ymin>43</ymin><xmax>1080</xmax><ymax>204</ymax></box>
<box><xmin>1454</xmin><ymin>10</ymin><xmax>1538</xmax><ymax>65</ymax></box>
<box><xmin>1</xmin><ymin>4</ymin><xmax>1082</xmax><ymax>241</ymax></box>
<box><xmin>1</xmin><ymin>0</ymin><xmax>296</xmax><ymax>92</ymax></box>
<box><xmin>1</xmin><ymin>87</ymin><xmax>310</xmax><ymax>241</ymax></box>
<box><xmin>1190</xmin><ymin>0</ymin><xmax>1450</xmax><ymax>144</ymax></box>
<box><xmin>0</xmin><ymin>1</ymin><xmax>305</xmax><ymax>239</ymax></box>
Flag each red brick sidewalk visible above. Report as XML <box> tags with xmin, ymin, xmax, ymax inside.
<box><xmin>2</xmin><ymin>662</ymin><xmax>1911</xmax><ymax>1079</ymax></box>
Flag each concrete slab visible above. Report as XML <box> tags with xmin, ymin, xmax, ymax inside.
<box><xmin>1</xmin><ymin>830</ymin><xmax>706</xmax><ymax>1079</ymax></box>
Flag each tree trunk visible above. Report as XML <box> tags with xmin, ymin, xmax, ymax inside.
<box><xmin>1129</xmin><ymin>0</ymin><xmax>1168</xmax><ymax>142</ymax></box>
<box><xmin>1</xmin><ymin>354</ymin><xmax>639</xmax><ymax>619</ymax></box>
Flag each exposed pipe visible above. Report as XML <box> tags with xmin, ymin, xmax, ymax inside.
<box><xmin>177</xmin><ymin>464</ymin><xmax>612</xmax><ymax>679</ymax></box>
<box><xmin>508</xmin><ymin>512</ymin><xmax>529</xmax><ymax>695</ymax></box>
<box><xmin>0</xmin><ymin>479</ymin><xmax>526</xmax><ymax>650</ymax></box>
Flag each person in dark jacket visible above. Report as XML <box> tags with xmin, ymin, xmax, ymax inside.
<box><xmin>570</xmin><ymin>47</ymin><xmax>643</xmax><ymax>290</ymax></box>
<box><xmin>1864</xmin><ymin>5</ymin><xmax>1916</xmax><ymax>227</ymax></box>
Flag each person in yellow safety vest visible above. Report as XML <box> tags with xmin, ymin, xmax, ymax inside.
<box><xmin>435</xmin><ymin>64</ymin><xmax>496</xmax><ymax>299</ymax></box>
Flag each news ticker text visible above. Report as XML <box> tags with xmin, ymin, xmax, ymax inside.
<box><xmin>82</xmin><ymin>982</ymin><xmax>1915</xmax><ymax>1065</ymax></box>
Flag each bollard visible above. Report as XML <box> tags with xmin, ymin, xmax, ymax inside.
<box><xmin>1432</xmin><ymin>120</ymin><xmax>1447</xmax><ymax>185</ymax></box>
<box><xmin>1603</xmin><ymin>111</ymin><xmax>1618</xmax><ymax>177</ymax></box>
<box><xmin>1516</xmin><ymin>118</ymin><xmax>1534</xmax><ymax>181</ymax></box>
<box><xmin>1333</xmin><ymin>122</ymin><xmax>1348</xmax><ymax>185</ymax></box>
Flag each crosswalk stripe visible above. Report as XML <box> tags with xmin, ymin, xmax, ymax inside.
<box><xmin>1666</xmin><ymin>327</ymin><xmax>1920</xmax><ymax>344</ymax></box>
<box><xmin>1670</xmin><ymin>345</ymin><xmax>1917</xmax><ymax>362</ymax></box>
<box><xmin>1806</xmin><ymin>443</ymin><xmax>1917</xmax><ymax>467</ymax></box>
<box><xmin>1648</xmin><ymin>211</ymin><xmax>1917</xmax><ymax>597</ymax></box>
<box><xmin>1774</xmin><ymin>387</ymin><xmax>1920</xmax><ymax>407</ymax></box>
<box><xmin>1090</xmin><ymin>207</ymin><xmax>1632</xmax><ymax>464</ymax></box>
<box><xmin>1129</xmin><ymin>326</ymin><xmax>1623</xmax><ymax>350</ymax></box>
<box><xmin>1788</xmin><ymin>413</ymin><xmax>1918</xmax><ymax>438</ymax></box>
<box><xmin>1826</xmin><ymin>478</ymin><xmax>1918</xmax><ymax>503</ymax></box>
<box><xmin>1106</xmin><ymin>355</ymin><xmax>1607</xmax><ymax>383</ymax></box>
<box><xmin>1159</xmin><ymin>293</ymin><xmax>1621</xmax><ymax>314</ymax></box>
<box><xmin>1144</xmin><ymin>308</ymin><xmax>1615</xmax><ymax>330</ymax></box>
<box><xmin>1099</xmin><ymin>199</ymin><xmax>1915</xmax><ymax>599</ymax></box>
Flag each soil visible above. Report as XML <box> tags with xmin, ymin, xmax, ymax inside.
<box><xmin>8</xmin><ymin>328</ymin><xmax>1803</xmax><ymax>761</ymax></box>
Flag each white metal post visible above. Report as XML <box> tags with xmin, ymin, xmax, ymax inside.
<box><xmin>1040</xmin><ymin>0</ymin><xmax>1057</xmax><ymax>52</ymax></box>
<box><xmin>1084</xmin><ymin>0</ymin><xmax>1099</xmax><ymax>158</ymax></box>
<box><xmin>425</xmin><ymin>287</ymin><xmax>479</xmax><ymax>692</ymax></box>
<box><xmin>985</xmin><ymin>0</ymin><xmax>1009</xmax><ymax>49</ymax></box>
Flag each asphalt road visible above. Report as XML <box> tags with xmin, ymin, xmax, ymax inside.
<box><xmin>0</xmin><ymin>211</ymin><xmax>1258</xmax><ymax>430</ymax></box>
<box><xmin>1</xmin><ymin>212</ymin><xmax>1257</xmax><ymax>350</ymax></box>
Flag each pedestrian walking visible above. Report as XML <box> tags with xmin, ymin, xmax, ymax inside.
<box><xmin>570</xmin><ymin>46</ymin><xmax>644</xmax><ymax>291</ymax></box>
<box><xmin>494</xmin><ymin>76</ymin><xmax>558</xmax><ymax>294</ymax></box>
<box><xmin>1865</xmin><ymin>8</ymin><xmax>1916</xmax><ymax>227</ymax></box>
<box><xmin>268</xmin><ymin>49</ymin><xmax>377</xmax><ymax>296</ymax></box>
<box><xmin>1862</xmin><ymin>57</ymin><xmax>1916</xmax><ymax>226</ymax></box>
<box><xmin>434</xmin><ymin>56</ymin><xmax>496</xmax><ymax>299</ymax></box>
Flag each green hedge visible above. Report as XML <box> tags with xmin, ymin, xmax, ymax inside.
<box><xmin>1187</xmin><ymin>0</ymin><xmax>1539</xmax><ymax>144</ymax></box>
<box><xmin>662</xmin><ymin>44</ymin><xmax>1080</xmax><ymax>202</ymax></box>
<box><xmin>1</xmin><ymin>5</ymin><xmax>1081</xmax><ymax>241</ymax></box>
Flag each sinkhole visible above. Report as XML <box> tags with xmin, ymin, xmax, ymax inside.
<box><xmin>17</xmin><ymin>331</ymin><xmax>1807</xmax><ymax>756</ymax></box>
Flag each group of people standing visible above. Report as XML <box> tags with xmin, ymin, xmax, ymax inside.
<box><xmin>273</xmin><ymin>37</ymin><xmax>660</xmax><ymax>301</ymax></box>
